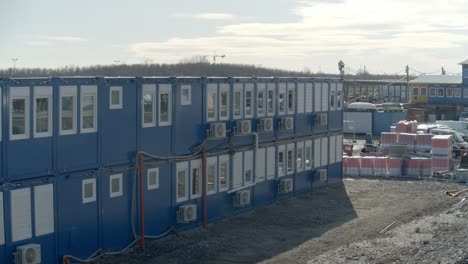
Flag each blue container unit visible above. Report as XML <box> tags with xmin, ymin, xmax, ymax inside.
<box><xmin>293</xmin><ymin>140</ymin><xmax>314</xmax><ymax>193</ymax></box>
<box><xmin>4</xmin><ymin>78</ymin><xmax>54</xmax><ymax>180</ymax></box>
<box><xmin>295</xmin><ymin>78</ymin><xmax>315</xmax><ymax>137</ymax></box>
<box><xmin>173</xmin><ymin>77</ymin><xmax>204</xmax><ymax>155</ymax></box>
<box><xmin>372</xmin><ymin>111</ymin><xmax>407</xmax><ymax>136</ymax></box>
<box><xmin>55</xmin><ymin>77</ymin><xmax>100</xmax><ymax>173</ymax></box>
<box><xmin>327</xmin><ymin>134</ymin><xmax>343</xmax><ymax>184</ymax></box>
<box><xmin>428</xmin><ymin>84</ymin><xmax>464</xmax><ymax>105</ymax></box>
<box><xmin>101</xmin><ymin>78</ymin><xmax>137</xmax><ymax>167</ymax></box>
<box><xmin>230</xmin><ymin>77</ymin><xmax>256</xmax><ymax>147</ymax></box>
<box><xmin>328</xmin><ymin>80</ymin><xmax>344</xmax><ymax>131</ymax></box>
<box><xmin>254</xmin><ymin>78</ymin><xmax>276</xmax><ymax>144</ymax></box>
<box><xmin>1</xmin><ymin>176</ymin><xmax>56</xmax><ymax>264</ymax></box>
<box><xmin>275</xmin><ymin>78</ymin><xmax>296</xmax><ymax>140</ymax></box>
<box><xmin>312</xmin><ymin>80</ymin><xmax>330</xmax><ymax>135</ymax></box>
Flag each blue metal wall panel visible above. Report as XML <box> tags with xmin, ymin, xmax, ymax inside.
<box><xmin>252</xmin><ymin>180</ymin><xmax>276</xmax><ymax>207</ymax></box>
<box><xmin>56</xmin><ymin>78</ymin><xmax>100</xmax><ymax>172</ymax></box>
<box><xmin>101</xmin><ymin>78</ymin><xmax>137</xmax><ymax>166</ymax></box>
<box><xmin>2</xmin><ymin>177</ymin><xmax>55</xmax><ymax>264</ymax></box>
<box><xmin>57</xmin><ymin>170</ymin><xmax>99</xmax><ymax>260</ymax></box>
<box><xmin>173</xmin><ymin>78</ymin><xmax>203</xmax><ymax>154</ymax></box>
<box><xmin>138</xmin><ymin>78</ymin><xmax>172</xmax><ymax>157</ymax></box>
<box><xmin>373</xmin><ymin>111</ymin><xmax>407</xmax><ymax>136</ymax></box>
<box><xmin>100</xmin><ymin>165</ymin><xmax>133</xmax><ymax>251</ymax></box>
<box><xmin>5</xmin><ymin>78</ymin><xmax>54</xmax><ymax>180</ymax></box>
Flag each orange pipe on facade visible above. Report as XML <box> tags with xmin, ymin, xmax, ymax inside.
<box><xmin>202</xmin><ymin>145</ymin><xmax>207</xmax><ymax>228</ymax></box>
<box><xmin>138</xmin><ymin>153</ymin><xmax>145</xmax><ymax>249</ymax></box>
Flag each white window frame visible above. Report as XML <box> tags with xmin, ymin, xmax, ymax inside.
<box><xmin>244</xmin><ymin>83</ymin><xmax>254</xmax><ymax>118</ymax></box>
<box><xmin>243</xmin><ymin>150</ymin><xmax>254</xmax><ymax>185</ymax></box>
<box><xmin>336</xmin><ymin>135</ymin><xmax>343</xmax><ymax>163</ymax></box>
<box><xmin>255</xmin><ymin>148</ymin><xmax>266</xmax><ymax>182</ymax></box>
<box><xmin>147</xmin><ymin>167</ymin><xmax>159</xmax><ymax>190</ymax></box>
<box><xmin>437</xmin><ymin>88</ymin><xmax>444</xmax><ymax>97</ymax></box>
<box><xmin>314</xmin><ymin>138</ymin><xmax>321</xmax><ymax>168</ymax></box>
<box><xmin>233</xmin><ymin>83</ymin><xmax>244</xmax><ymax>120</ymax></box>
<box><xmin>287</xmin><ymin>83</ymin><xmax>295</xmax><ymax>115</ymax></box>
<box><xmin>330</xmin><ymin>83</ymin><xmax>336</xmax><ymax>111</ymax></box>
<box><xmin>176</xmin><ymin>161</ymin><xmax>189</xmax><ymax>203</ymax></box>
<box><xmin>109</xmin><ymin>86</ymin><xmax>123</xmax><ymax>109</ymax></box>
<box><xmin>454</xmin><ymin>88</ymin><xmax>461</xmax><ymax>98</ymax></box>
<box><xmin>232</xmin><ymin>152</ymin><xmax>243</xmax><ymax>188</ymax></box>
<box><xmin>10</xmin><ymin>86</ymin><xmax>30</xmax><ymax>140</ymax></box>
<box><xmin>329</xmin><ymin>136</ymin><xmax>336</xmax><ymax>164</ymax></box>
<box><xmin>207</xmin><ymin>156</ymin><xmax>217</xmax><ymax>195</ymax></box>
<box><xmin>286</xmin><ymin>143</ymin><xmax>295</xmax><ymax>175</ymax></box>
<box><xmin>33</xmin><ymin>86</ymin><xmax>53</xmax><ymax>138</ymax></box>
<box><xmin>266</xmin><ymin>147</ymin><xmax>276</xmax><ymax>179</ymax></box>
<box><xmin>267</xmin><ymin>83</ymin><xmax>276</xmax><ymax>117</ymax></box>
<box><xmin>256</xmin><ymin>83</ymin><xmax>266</xmax><ymax>118</ymax></box>
<box><xmin>207</xmin><ymin>83</ymin><xmax>218</xmax><ymax>122</ymax></box>
<box><xmin>159</xmin><ymin>84</ymin><xmax>172</xmax><ymax>126</ymax></box>
<box><xmin>10</xmin><ymin>188</ymin><xmax>32</xmax><ymax>242</ymax></box>
<box><xmin>337</xmin><ymin>83</ymin><xmax>343</xmax><ymax>110</ymax></box>
<box><xmin>321</xmin><ymin>137</ymin><xmax>328</xmax><ymax>167</ymax></box>
<box><xmin>80</xmin><ymin>85</ymin><xmax>98</xmax><ymax>133</ymax></box>
<box><xmin>297</xmin><ymin>83</ymin><xmax>305</xmax><ymax>114</ymax></box>
<box><xmin>314</xmin><ymin>83</ymin><xmax>322</xmax><ymax>112</ymax></box>
<box><xmin>446</xmin><ymin>87</ymin><xmax>453</xmax><ymax>98</ymax></box>
<box><xmin>34</xmin><ymin>184</ymin><xmax>54</xmax><ymax>237</ymax></box>
<box><xmin>278</xmin><ymin>83</ymin><xmax>287</xmax><ymax>116</ymax></box>
<box><xmin>277</xmin><ymin>145</ymin><xmax>286</xmax><ymax>177</ymax></box>
<box><xmin>218</xmin><ymin>155</ymin><xmax>230</xmax><ymax>192</ymax></box>
<box><xmin>305</xmin><ymin>140</ymin><xmax>313</xmax><ymax>170</ymax></box>
<box><xmin>219</xmin><ymin>83</ymin><xmax>230</xmax><ymax>121</ymax></box>
<box><xmin>142</xmin><ymin>84</ymin><xmax>157</xmax><ymax>128</ymax></box>
<box><xmin>296</xmin><ymin>142</ymin><xmax>304</xmax><ymax>172</ymax></box>
<box><xmin>59</xmin><ymin>86</ymin><xmax>77</xmax><ymax>136</ymax></box>
<box><xmin>305</xmin><ymin>83</ymin><xmax>313</xmax><ymax>113</ymax></box>
<box><xmin>322</xmin><ymin>82</ymin><xmax>329</xmax><ymax>112</ymax></box>
<box><xmin>190</xmin><ymin>159</ymin><xmax>202</xmax><ymax>199</ymax></box>
<box><xmin>82</xmin><ymin>178</ymin><xmax>96</xmax><ymax>204</ymax></box>
<box><xmin>180</xmin><ymin>85</ymin><xmax>192</xmax><ymax>106</ymax></box>
<box><xmin>109</xmin><ymin>174</ymin><xmax>123</xmax><ymax>198</ymax></box>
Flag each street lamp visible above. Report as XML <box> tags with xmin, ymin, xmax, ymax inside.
<box><xmin>12</xmin><ymin>58</ymin><xmax>18</xmax><ymax>74</ymax></box>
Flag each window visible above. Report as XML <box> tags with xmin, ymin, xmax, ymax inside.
<box><xmin>287</xmin><ymin>149</ymin><xmax>293</xmax><ymax>174</ymax></box>
<box><xmin>305</xmin><ymin>145</ymin><xmax>312</xmax><ymax>169</ymax></box>
<box><xmin>447</xmin><ymin>88</ymin><xmax>453</xmax><ymax>97</ymax></box>
<box><xmin>109</xmin><ymin>86</ymin><xmax>123</xmax><ymax>109</ymax></box>
<box><xmin>421</xmin><ymin>88</ymin><xmax>427</xmax><ymax>96</ymax></box>
<box><xmin>147</xmin><ymin>168</ymin><xmax>159</xmax><ymax>190</ymax></box>
<box><xmin>181</xmin><ymin>85</ymin><xmax>191</xmax><ymax>105</ymax></box>
<box><xmin>176</xmin><ymin>162</ymin><xmax>188</xmax><ymax>202</ymax></box>
<box><xmin>455</xmin><ymin>88</ymin><xmax>461</xmax><ymax>97</ymax></box>
<box><xmin>437</xmin><ymin>88</ymin><xmax>444</xmax><ymax>97</ymax></box>
<box><xmin>337</xmin><ymin>84</ymin><xmax>342</xmax><ymax>110</ymax></box>
<box><xmin>34</xmin><ymin>86</ymin><xmax>52</xmax><ymax>138</ymax></box>
<box><xmin>257</xmin><ymin>84</ymin><xmax>265</xmax><ymax>116</ymax></box>
<box><xmin>278</xmin><ymin>89</ymin><xmax>286</xmax><ymax>115</ymax></box>
<box><xmin>413</xmin><ymin>88</ymin><xmax>419</xmax><ymax>96</ymax></box>
<box><xmin>10</xmin><ymin>87</ymin><xmax>29</xmax><ymax>140</ymax></box>
<box><xmin>278</xmin><ymin>146</ymin><xmax>285</xmax><ymax>177</ymax></box>
<box><xmin>191</xmin><ymin>164</ymin><xmax>201</xmax><ymax>198</ymax></box>
<box><xmin>430</xmin><ymin>88</ymin><xmax>436</xmax><ymax>97</ymax></box>
<box><xmin>219</xmin><ymin>84</ymin><xmax>230</xmax><ymax>120</ymax></box>
<box><xmin>267</xmin><ymin>87</ymin><xmax>275</xmax><ymax>116</ymax></box>
<box><xmin>207</xmin><ymin>84</ymin><xmax>217</xmax><ymax>121</ymax></box>
<box><xmin>219</xmin><ymin>156</ymin><xmax>230</xmax><ymax>192</ymax></box>
<box><xmin>159</xmin><ymin>84</ymin><xmax>172</xmax><ymax>126</ymax></box>
<box><xmin>109</xmin><ymin>174</ymin><xmax>123</xmax><ymax>198</ymax></box>
<box><xmin>233</xmin><ymin>84</ymin><xmax>243</xmax><ymax>119</ymax></box>
<box><xmin>81</xmin><ymin>85</ymin><xmax>97</xmax><ymax>133</ymax></box>
<box><xmin>330</xmin><ymin>90</ymin><xmax>335</xmax><ymax>108</ymax></box>
<box><xmin>267</xmin><ymin>147</ymin><xmax>275</xmax><ymax>179</ymax></box>
<box><xmin>244</xmin><ymin>151</ymin><xmax>253</xmax><ymax>184</ymax></box>
<box><xmin>207</xmin><ymin>158</ymin><xmax>217</xmax><ymax>194</ymax></box>
<box><xmin>287</xmin><ymin>86</ymin><xmax>294</xmax><ymax>113</ymax></box>
<box><xmin>142</xmin><ymin>84</ymin><xmax>156</xmax><ymax>127</ymax></box>
<box><xmin>256</xmin><ymin>148</ymin><xmax>266</xmax><ymax>182</ymax></box>
<box><xmin>82</xmin><ymin>178</ymin><xmax>96</xmax><ymax>203</ymax></box>
<box><xmin>297</xmin><ymin>146</ymin><xmax>303</xmax><ymax>171</ymax></box>
<box><xmin>245</xmin><ymin>90</ymin><xmax>252</xmax><ymax>116</ymax></box>
<box><xmin>60</xmin><ymin>86</ymin><xmax>77</xmax><ymax>135</ymax></box>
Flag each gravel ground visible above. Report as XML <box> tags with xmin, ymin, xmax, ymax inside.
<box><xmin>94</xmin><ymin>178</ymin><xmax>466</xmax><ymax>264</ymax></box>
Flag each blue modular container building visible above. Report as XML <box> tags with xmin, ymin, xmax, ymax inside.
<box><xmin>0</xmin><ymin>76</ymin><xmax>343</xmax><ymax>264</ymax></box>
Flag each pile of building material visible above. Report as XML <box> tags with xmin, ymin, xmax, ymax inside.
<box><xmin>395</xmin><ymin>120</ymin><xmax>417</xmax><ymax>133</ymax></box>
<box><xmin>431</xmin><ymin>135</ymin><xmax>453</xmax><ymax>172</ymax></box>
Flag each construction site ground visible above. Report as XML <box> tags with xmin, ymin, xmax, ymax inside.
<box><xmin>95</xmin><ymin>178</ymin><xmax>468</xmax><ymax>264</ymax></box>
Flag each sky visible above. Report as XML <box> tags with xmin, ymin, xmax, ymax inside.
<box><xmin>1</xmin><ymin>0</ymin><xmax>467</xmax><ymax>74</ymax></box>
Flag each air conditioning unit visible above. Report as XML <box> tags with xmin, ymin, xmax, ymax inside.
<box><xmin>209</xmin><ymin>122</ymin><xmax>226</xmax><ymax>138</ymax></box>
<box><xmin>320</xmin><ymin>114</ymin><xmax>328</xmax><ymax>126</ymax></box>
<box><xmin>177</xmin><ymin>204</ymin><xmax>197</xmax><ymax>223</ymax></box>
<box><xmin>236</xmin><ymin>120</ymin><xmax>251</xmax><ymax>135</ymax></box>
<box><xmin>15</xmin><ymin>244</ymin><xmax>41</xmax><ymax>264</ymax></box>
<box><xmin>280</xmin><ymin>117</ymin><xmax>294</xmax><ymax>131</ymax></box>
<box><xmin>233</xmin><ymin>190</ymin><xmax>251</xmax><ymax>207</ymax></box>
<box><xmin>278</xmin><ymin>179</ymin><xmax>293</xmax><ymax>193</ymax></box>
<box><xmin>258</xmin><ymin>118</ymin><xmax>273</xmax><ymax>133</ymax></box>
<box><xmin>316</xmin><ymin>170</ymin><xmax>328</xmax><ymax>182</ymax></box>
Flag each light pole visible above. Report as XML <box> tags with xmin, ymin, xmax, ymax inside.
<box><xmin>12</xmin><ymin>58</ymin><xmax>18</xmax><ymax>74</ymax></box>
<box><xmin>212</xmin><ymin>51</ymin><xmax>226</xmax><ymax>64</ymax></box>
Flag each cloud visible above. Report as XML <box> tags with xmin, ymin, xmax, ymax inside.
<box><xmin>42</xmin><ymin>36</ymin><xmax>88</xmax><ymax>43</ymax></box>
<box><xmin>25</xmin><ymin>41</ymin><xmax>50</xmax><ymax>46</ymax></box>
<box><xmin>133</xmin><ymin>0</ymin><xmax>468</xmax><ymax>72</ymax></box>
<box><xmin>173</xmin><ymin>12</ymin><xmax>234</xmax><ymax>20</ymax></box>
